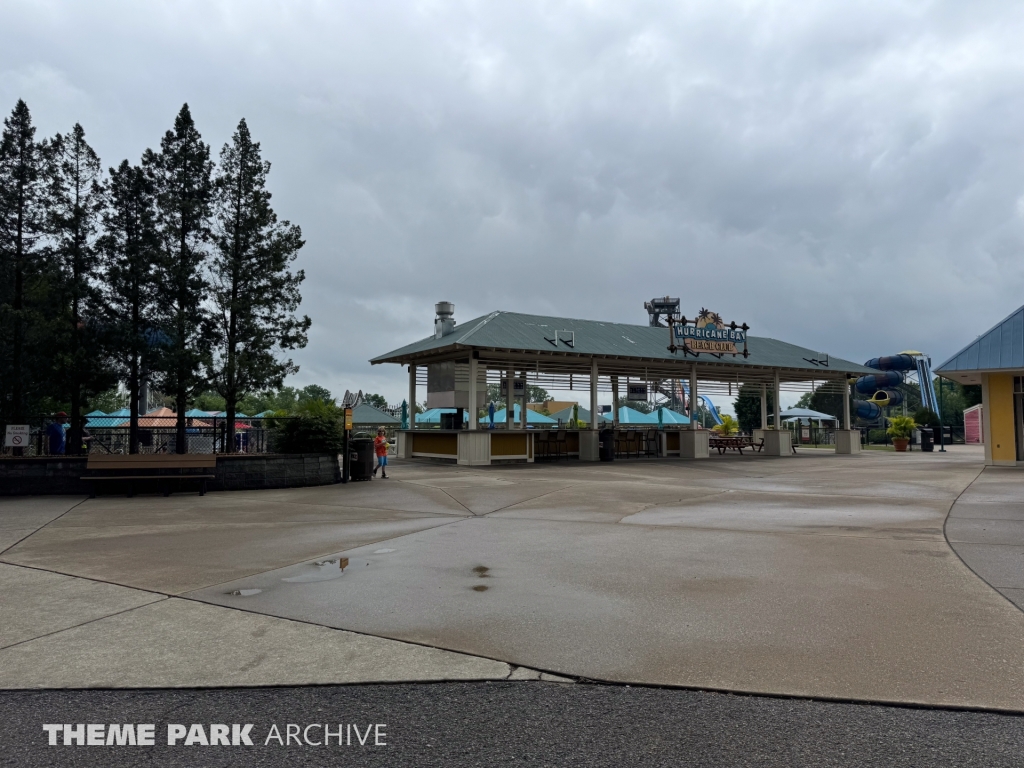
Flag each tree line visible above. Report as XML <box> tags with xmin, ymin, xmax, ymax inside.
<box><xmin>0</xmin><ymin>100</ymin><xmax>310</xmax><ymax>454</ymax></box>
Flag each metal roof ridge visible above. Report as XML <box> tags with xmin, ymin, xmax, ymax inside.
<box><xmin>453</xmin><ymin>310</ymin><xmax>505</xmax><ymax>344</ymax></box>
<box><xmin>936</xmin><ymin>303</ymin><xmax>1024</xmax><ymax>371</ymax></box>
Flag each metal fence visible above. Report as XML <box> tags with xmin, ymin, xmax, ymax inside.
<box><xmin>1</xmin><ymin>416</ymin><xmax>292</xmax><ymax>457</ymax></box>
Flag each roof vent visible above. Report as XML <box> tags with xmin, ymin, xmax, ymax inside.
<box><xmin>434</xmin><ymin>301</ymin><xmax>456</xmax><ymax>339</ymax></box>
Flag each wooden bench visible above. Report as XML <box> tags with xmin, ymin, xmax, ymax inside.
<box><xmin>82</xmin><ymin>454</ymin><xmax>217</xmax><ymax>497</ymax></box>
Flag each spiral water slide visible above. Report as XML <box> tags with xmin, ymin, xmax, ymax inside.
<box><xmin>853</xmin><ymin>352</ymin><xmax>939</xmax><ymax>421</ymax></box>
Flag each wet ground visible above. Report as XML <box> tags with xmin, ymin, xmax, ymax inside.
<box><xmin>3</xmin><ymin>445</ymin><xmax>1024</xmax><ymax>711</ymax></box>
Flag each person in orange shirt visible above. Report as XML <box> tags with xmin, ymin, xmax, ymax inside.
<box><xmin>373</xmin><ymin>428</ymin><xmax>389</xmax><ymax>479</ymax></box>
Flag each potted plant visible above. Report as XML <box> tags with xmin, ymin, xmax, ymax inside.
<box><xmin>886</xmin><ymin>415</ymin><xmax>916</xmax><ymax>452</ymax></box>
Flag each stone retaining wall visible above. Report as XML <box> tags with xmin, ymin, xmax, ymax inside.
<box><xmin>0</xmin><ymin>454</ymin><xmax>340</xmax><ymax>496</ymax></box>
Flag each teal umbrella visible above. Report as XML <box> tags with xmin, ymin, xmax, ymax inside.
<box><xmin>401</xmin><ymin>400</ymin><xmax>409</xmax><ymax>429</ymax></box>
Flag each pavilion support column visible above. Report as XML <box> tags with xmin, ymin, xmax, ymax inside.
<box><xmin>579</xmin><ymin>358</ymin><xmax>600</xmax><ymax>460</ymax></box>
<box><xmin>689</xmin><ymin>365</ymin><xmax>698</xmax><ymax>430</ymax></box>
<box><xmin>400</xmin><ymin>364</ymin><xmax>416</xmax><ymax>458</ymax></box>
<box><xmin>763</xmin><ymin>369</ymin><xmax>791</xmax><ymax>456</ymax></box>
<box><xmin>836</xmin><ymin>374</ymin><xmax>861</xmax><ymax>454</ymax></box>
<box><xmin>468</xmin><ymin>356</ymin><xmax>478</xmax><ymax>431</ymax></box>
<box><xmin>506</xmin><ymin>367</ymin><xmax>515</xmax><ymax>429</ymax></box>
<box><xmin>612</xmin><ymin>376</ymin><xmax>620</xmax><ymax>427</ymax></box>
<box><xmin>680</xmin><ymin>363</ymin><xmax>708</xmax><ymax>458</ymax></box>
<box><xmin>520</xmin><ymin>371</ymin><xmax>527</xmax><ymax>429</ymax></box>
<box><xmin>760</xmin><ymin>383</ymin><xmax>768</xmax><ymax>431</ymax></box>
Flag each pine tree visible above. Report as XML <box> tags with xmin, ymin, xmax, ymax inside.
<box><xmin>99</xmin><ymin>161</ymin><xmax>161</xmax><ymax>453</ymax></box>
<box><xmin>143</xmin><ymin>104</ymin><xmax>214</xmax><ymax>453</ymax></box>
<box><xmin>0</xmin><ymin>100</ymin><xmax>49</xmax><ymax>428</ymax></box>
<box><xmin>734</xmin><ymin>384</ymin><xmax>774</xmax><ymax>433</ymax></box>
<box><xmin>210</xmin><ymin>118</ymin><xmax>309</xmax><ymax>452</ymax></box>
<box><xmin>45</xmin><ymin>123</ymin><xmax>114</xmax><ymax>452</ymax></box>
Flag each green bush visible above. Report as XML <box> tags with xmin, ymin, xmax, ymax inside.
<box><xmin>886</xmin><ymin>415</ymin><xmax>917</xmax><ymax>441</ymax></box>
<box><xmin>912</xmin><ymin>408</ymin><xmax>940</xmax><ymax>427</ymax></box>
<box><xmin>270</xmin><ymin>399</ymin><xmax>343</xmax><ymax>454</ymax></box>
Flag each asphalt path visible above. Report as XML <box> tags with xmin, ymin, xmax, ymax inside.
<box><xmin>2</xmin><ymin>682</ymin><xmax>1022</xmax><ymax>767</ymax></box>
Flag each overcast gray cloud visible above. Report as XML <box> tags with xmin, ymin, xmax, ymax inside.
<box><xmin>4</xmin><ymin>0</ymin><xmax>1024</xmax><ymax>405</ymax></box>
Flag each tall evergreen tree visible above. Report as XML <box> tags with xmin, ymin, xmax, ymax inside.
<box><xmin>0</xmin><ymin>100</ymin><xmax>49</xmax><ymax>427</ymax></box>
<box><xmin>99</xmin><ymin>161</ymin><xmax>160</xmax><ymax>453</ymax></box>
<box><xmin>45</xmin><ymin>123</ymin><xmax>114</xmax><ymax>452</ymax></box>
<box><xmin>734</xmin><ymin>384</ymin><xmax>774</xmax><ymax>433</ymax></box>
<box><xmin>210</xmin><ymin>119</ymin><xmax>309</xmax><ymax>451</ymax></box>
<box><xmin>143</xmin><ymin>104</ymin><xmax>214</xmax><ymax>453</ymax></box>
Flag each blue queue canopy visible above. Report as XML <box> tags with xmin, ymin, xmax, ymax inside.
<box><xmin>85</xmin><ymin>408</ymin><xmax>132</xmax><ymax>428</ymax></box>
<box><xmin>185</xmin><ymin>408</ymin><xmax>212</xmax><ymax>417</ymax></box>
<box><xmin>547</xmin><ymin>406</ymin><xmax>610</xmax><ymax>425</ymax></box>
<box><xmin>415</xmin><ymin>408</ymin><xmax>466</xmax><ymax>424</ymax></box>
<box><xmin>489</xmin><ymin>404</ymin><xmax>557</xmax><ymax>424</ymax></box>
<box><xmin>652</xmin><ymin>407</ymin><xmax>690</xmax><ymax>425</ymax></box>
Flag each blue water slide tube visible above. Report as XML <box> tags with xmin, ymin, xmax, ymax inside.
<box><xmin>855</xmin><ymin>371</ymin><xmax>904</xmax><ymax>394</ymax></box>
<box><xmin>854</xmin><ymin>400</ymin><xmax>882</xmax><ymax>420</ymax></box>
<box><xmin>677</xmin><ymin>381</ymin><xmax>724</xmax><ymax>426</ymax></box>
<box><xmin>864</xmin><ymin>354</ymin><xmax>917</xmax><ymax>372</ymax></box>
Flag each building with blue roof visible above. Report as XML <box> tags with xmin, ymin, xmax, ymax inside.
<box><xmin>937</xmin><ymin>304</ymin><xmax>1024</xmax><ymax>466</ymax></box>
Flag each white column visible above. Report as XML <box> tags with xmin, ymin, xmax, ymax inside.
<box><xmin>612</xmin><ymin>376</ymin><xmax>620</xmax><ymax>427</ymax></box>
<box><xmin>409</xmin><ymin>365</ymin><xmax>417</xmax><ymax>430</ymax></box>
<box><xmin>690</xmin><ymin>365</ymin><xmax>698</xmax><ymax>430</ymax></box>
<box><xmin>590</xmin><ymin>359</ymin><xmax>599</xmax><ymax>430</ymax></box>
<box><xmin>773</xmin><ymin>370</ymin><xmax>781</xmax><ymax>429</ymax></box>
<box><xmin>506</xmin><ymin>366</ymin><xmax>514</xmax><ymax>429</ymax></box>
<box><xmin>842</xmin><ymin>376</ymin><xmax>851</xmax><ymax>431</ymax></box>
<box><xmin>760</xmin><ymin>383</ymin><xmax>768</xmax><ymax>430</ymax></box>
<box><xmin>520</xmin><ymin>371</ymin><xmax>527</xmax><ymax>429</ymax></box>
<box><xmin>468</xmin><ymin>357</ymin><xmax>478</xmax><ymax>431</ymax></box>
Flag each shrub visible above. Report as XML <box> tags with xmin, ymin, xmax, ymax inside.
<box><xmin>271</xmin><ymin>399</ymin><xmax>344</xmax><ymax>454</ymax></box>
<box><xmin>912</xmin><ymin>408</ymin><xmax>940</xmax><ymax>427</ymax></box>
<box><xmin>886</xmin><ymin>415</ymin><xmax>917</xmax><ymax>441</ymax></box>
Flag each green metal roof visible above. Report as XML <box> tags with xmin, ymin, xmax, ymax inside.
<box><xmin>371</xmin><ymin>311</ymin><xmax>873</xmax><ymax>375</ymax></box>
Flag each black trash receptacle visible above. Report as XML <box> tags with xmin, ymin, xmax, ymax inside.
<box><xmin>599</xmin><ymin>428</ymin><xmax>615</xmax><ymax>462</ymax></box>
<box><xmin>350</xmin><ymin>438</ymin><xmax>375</xmax><ymax>480</ymax></box>
<box><xmin>919</xmin><ymin>428</ymin><xmax>934</xmax><ymax>452</ymax></box>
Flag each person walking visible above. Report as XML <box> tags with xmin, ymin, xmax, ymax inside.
<box><xmin>46</xmin><ymin>412</ymin><xmax>68</xmax><ymax>455</ymax></box>
<box><xmin>372</xmin><ymin>428</ymin><xmax>389</xmax><ymax>478</ymax></box>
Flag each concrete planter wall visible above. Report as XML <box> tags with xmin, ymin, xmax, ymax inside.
<box><xmin>212</xmin><ymin>453</ymin><xmax>340</xmax><ymax>491</ymax></box>
<box><xmin>0</xmin><ymin>453</ymin><xmax>340</xmax><ymax>496</ymax></box>
<box><xmin>0</xmin><ymin>457</ymin><xmax>90</xmax><ymax>496</ymax></box>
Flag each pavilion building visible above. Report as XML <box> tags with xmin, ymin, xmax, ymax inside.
<box><xmin>371</xmin><ymin>303</ymin><xmax>874</xmax><ymax>465</ymax></box>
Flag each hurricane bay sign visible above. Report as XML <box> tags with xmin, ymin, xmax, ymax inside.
<box><xmin>668</xmin><ymin>309</ymin><xmax>750</xmax><ymax>357</ymax></box>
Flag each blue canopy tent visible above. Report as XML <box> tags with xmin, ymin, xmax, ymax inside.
<box><xmin>85</xmin><ymin>408</ymin><xmax>132</xmax><ymax>428</ymax></box>
<box><xmin>489</xmin><ymin>404</ymin><xmax>557</xmax><ymax>425</ymax></box>
<box><xmin>652</xmin><ymin>407</ymin><xmax>690</xmax><ymax>425</ymax></box>
<box><xmin>548</xmin><ymin>405</ymin><xmax>611</xmax><ymax>426</ymax></box>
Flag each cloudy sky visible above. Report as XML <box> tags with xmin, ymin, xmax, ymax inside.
<box><xmin>4</xmin><ymin>0</ymin><xmax>1024</xmax><ymax>408</ymax></box>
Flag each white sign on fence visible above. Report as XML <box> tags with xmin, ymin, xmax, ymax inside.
<box><xmin>5</xmin><ymin>425</ymin><xmax>29</xmax><ymax>447</ymax></box>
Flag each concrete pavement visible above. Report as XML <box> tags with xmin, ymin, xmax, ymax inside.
<box><xmin>4</xmin><ymin>446</ymin><xmax>1024</xmax><ymax>710</ymax></box>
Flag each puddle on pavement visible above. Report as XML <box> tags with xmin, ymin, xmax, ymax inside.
<box><xmin>472</xmin><ymin>585</ymin><xmax>490</xmax><ymax>592</ymax></box>
<box><xmin>282</xmin><ymin>572</ymin><xmax>343</xmax><ymax>583</ymax></box>
<box><xmin>473</xmin><ymin>565</ymin><xmax>491</xmax><ymax>578</ymax></box>
<box><xmin>229</xmin><ymin>589</ymin><xmax>262</xmax><ymax>597</ymax></box>
<box><xmin>373</xmin><ymin>548</ymin><xmax>396</xmax><ymax>554</ymax></box>
<box><xmin>314</xmin><ymin>559</ymin><xmax>338</xmax><ymax>566</ymax></box>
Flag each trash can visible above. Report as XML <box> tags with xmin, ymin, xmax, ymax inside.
<box><xmin>349</xmin><ymin>438</ymin><xmax>375</xmax><ymax>480</ymax></box>
<box><xmin>919</xmin><ymin>428</ymin><xmax>934</xmax><ymax>452</ymax></box>
<box><xmin>599</xmin><ymin>428</ymin><xmax>615</xmax><ymax>462</ymax></box>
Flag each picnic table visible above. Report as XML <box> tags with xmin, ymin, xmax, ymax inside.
<box><xmin>709</xmin><ymin>435</ymin><xmax>763</xmax><ymax>455</ymax></box>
